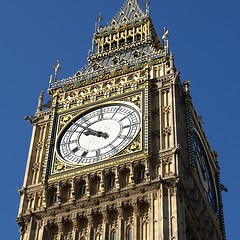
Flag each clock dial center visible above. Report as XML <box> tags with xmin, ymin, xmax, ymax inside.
<box><xmin>79</xmin><ymin>119</ymin><xmax>121</xmax><ymax>150</ymax></box>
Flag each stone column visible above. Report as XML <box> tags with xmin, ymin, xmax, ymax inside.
<box><xmin>133</xmin><ymin>202</ymin><xmax>139</xmax><ymax>240</ymax></box>
<box><xmin>72</xmin><ymin>214</ymin><xmax>79</xmax><ymax>240</ymax></box>
<box><xmin>169</xmin><ymin>184</ymin><xmax>178</xmax><ymax>240</ymax></box>
<box><xmin>71</xmin><ymin>178</ymin><xmax>76</xmax><ymax>202</ymax></box>
<box><xmin>115</xmin><ymin>168</ymin><xmax>120</xmax><ymax>190</ymax></box>
<box><xmin>86</xmin><ymin>176</ymin><xmax>91</xmax><ymax>197</ymax></box>
<box><xmin>117</xmin><ymin>205</ymin><xmax>124</xmax><ymax>240</ymax></box>
<box><xmin>148</xmin><ymin>198</ymin><xmax>153</xmax><ymax>240</ymax></box>
<box><xmin>159</xmin><ymin>185</ymin><xmax>164</xmax><ymax>239</ymax></box>
<box><xmin>87</xmin><ymin>211</ymin><xmax>94</xmax><ymax>240</ymax></box>
<box><xmin>99</xmin><ymin>172</ymin><xmax>105</xmax><ymax>195</ymax></box>
<box><xmin>129</xmin><ymin>164</ymin><xmax>134</xmax><ymax>186</ymax></box>
<box><xmin>56</xmin><ymin>183</ymin><xmax>61</xmax><ymax>203</ymax></box>
<box><xmin>36</xmin><ymin>220</ymin><xmax>45</xmax><ymax>240</ymax></box>
<box><xmin>57</xmin><ymin>217</ymin><xmax>63</xmax><ymax>240</ymax></box>
<box><xmin>102</xmin><ymin>209</ymin><xmax>108</xmax><ymax>239</ymax></box>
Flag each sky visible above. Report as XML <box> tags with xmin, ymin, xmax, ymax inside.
<box><xmin>0</xmin><ymin>0</ymin><xmax>239</xmax><ymax>239</ymax></box>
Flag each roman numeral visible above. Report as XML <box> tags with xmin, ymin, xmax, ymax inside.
<box><xmin>72</xmin><ymin>147</ymin><xmax>79</xmax><ymax>153</ymax></box>
<box><xmin>96</xmin><ymin>150</ymin><xmax>100</xmax><ymax>157</ymax></box>
<box><xmin>81</xmin><ymin>151</ymin><xmax>88</xmax><ymax>157</ymax></box>
<box><xmin>98</xmin><ymin>109</ymin><xmax>103</xmax><ymax>120</ymax></box>
<box><xmin>111</xmin><ymin>106</ymin><xmax>121</xmax><ymax>119</ymax></box>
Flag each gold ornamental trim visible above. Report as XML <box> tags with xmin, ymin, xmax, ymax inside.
<box><xmin>50</xmin><ymin>90</ymin><xmax>146</xmax><ymax>175</ymax></box>
<box><xmin>48</xmin><ymin>152</ymin><xmax>148</xmax><ymax>183</ymax></box>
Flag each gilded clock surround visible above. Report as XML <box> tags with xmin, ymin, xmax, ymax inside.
<box><xmin>17</xmin><ymin>1</ymin><xmax>226</xmax><ymax>240</ymax></box>
<box><xmin>53</xmin><ymin>96</ymin><xmax>146</xmax><ymax>175</ymax></box>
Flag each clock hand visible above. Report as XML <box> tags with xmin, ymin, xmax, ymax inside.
<box><xmin>83</xmin><ymin>129</ymin><xmax>108</xmax><ymax>139</ymax></box>
<box><xmin>74</xmin><ymin>123</ymin><xmax>109</xmax><ymax>139</ymax></box>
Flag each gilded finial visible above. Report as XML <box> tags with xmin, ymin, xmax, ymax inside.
<box><xmin>96</xmin><ymin>12</ymin><xmax>103</xmax><ymax>32</ymax></box>
<box><xmin>146</xmin><ymin>0</ymin><xmax>150</xmax><ymax>16</ymax></box>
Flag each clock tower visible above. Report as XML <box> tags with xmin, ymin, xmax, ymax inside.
<box><xmin>17</xmin><ymin>1</ymin><xmax>226</xmax><ymax>239</ymax></box>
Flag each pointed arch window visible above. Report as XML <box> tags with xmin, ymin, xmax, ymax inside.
<box><xmin>111</xmin><ymin>230</ymin><xmax>117</xmax><ymax>240</ymax></box>
<box><xmin>127</xmin><ymin>227</ymin><xmax>132</xmax><ymax>240</ymax></box>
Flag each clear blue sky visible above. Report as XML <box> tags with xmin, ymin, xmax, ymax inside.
<box><xmin>0</xmin><ymin>0</ymin><xmax>239</xmax><ymax>239</ymax></box>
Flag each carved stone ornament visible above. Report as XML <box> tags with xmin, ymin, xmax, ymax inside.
<box><xmin>53</xmin><ymin>70</ymin><xmax>147</xmax><ymax>113</ymax></box>
<box><xmin>53</xmin><ymin>158</ymin><xmax>73</xmax><ymax>174</ymax></box>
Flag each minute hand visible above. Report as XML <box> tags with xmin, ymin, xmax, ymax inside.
<box><xmin>74</xmin><ymin>123</ymin><xmax>108</xmax><ymax>139</ymax></box>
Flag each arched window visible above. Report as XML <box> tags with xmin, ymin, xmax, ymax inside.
<box><xmin>104</xmin><ymin>172</ymin><xmax>115</xmax><ymax>191</ymax></box>
<box><xmin>47</xmin><ymin>188</ymin><xmax>57</xmax><ymax>207</ymax></box>
<box><xmin>60</xmin><ymin>183</ymin><xmax>71</xmax><ymax>203</ymax></box>
<box><xmin>119</xmin><ymin>168</ymin><xmax>130</xmax><ymax>188</ymax></box>
<box><xmin>75</xmin><ymin>180</ymin><xmax>86</xmax><ymax>199</ymax></box>
<box><xmin>127</xmin><ymin>227</ymin><xmax>132</xmax><ymax>240</ymax></box>
<box><xmin>90</xmin><ymin>176</ymin><xmax>100</xmax><ymax>196</ymax></box>
<box><xmin>79</xmin><ymin>184</ymin><xmax>86</xmax><ymax>195</ymax></box>
<box><xmin>134</xmin><ymin>164</ymin><xmax>146</xmax><ymax>184</ymax></box>
<box><xmin>107</xmin><ymin>176</ymin><xmax>115</xmax><ymax>190</ymax></box>
<box><xmin>111</xmin><ymin>230</ymin><xmax>117</xmax><ymax>240</ymax></box>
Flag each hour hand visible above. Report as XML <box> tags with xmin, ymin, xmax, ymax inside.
<box><xmin>83</xmin><ymin>129</ymin><xmax>108</xmax><ymax>139</ymax></box>
<box><xmin>86</xmin><ymin>130</ymin><xmax>108</xmax><ymax>138</ymax></box>
<box><xmin>73</xmin><ymin>123</ymin><xmax>108</xmax><ymax>139</ymax></box>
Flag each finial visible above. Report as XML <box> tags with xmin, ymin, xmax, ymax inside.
<box><xmin>39</xmin><ymin>90</ymin><xmax>44</xmax><ymax>99</ymax></box>
<box><xmin>162</xmin><ymin>27</ymin><xmax>169</xmax><ymax>54</ymax></box>
<box><xmin>96</xmin><ymin>12</ymin><xmax>103</xmax><ymax>32</ymax></box>
<box><xmin>183</xmin><ymin>80</ymin><xmax>190</xmax><ymax>93</ymax></box>
<box><xmin>37</xmin><ymin>91</ymin><xmax>44</xmax><ymax>112</ymax></box>
<box><xmin>53</xmin><ymin>60</ymin><xmax>60</xmax><ymax>82</ymax></box>
<box><xmin>170</xmin><ymin>52</ymin><xmax>175</xmax><ymax>73</ymax></box>
<box><xmin>49</xmin><ymin>75</ymin><xmax>53</xmax><ymax>88</ymax></box>
<box><xmin>146</xmin><ymin>0</ymin><xmax>150</xmax><ymax>16</ymax></box>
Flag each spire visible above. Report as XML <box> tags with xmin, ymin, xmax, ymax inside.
<box><xmin>104</xmin><ymin>0</ymin><xmax>146</xmax><ymax>29</ymax></box>
<box><xmin>95</xmin><ymin>12</ymin><xmax>103</xmax><ymax>32</ymax></box>
<box><xmin>146</xmin><ymin>0</ymin><xmax>150</xmax><ymax>16</ymax></box>
<box><xmin>37</xmin><ymin>91</ymin><xmax>44</xmax><ymax>112</ymax></box>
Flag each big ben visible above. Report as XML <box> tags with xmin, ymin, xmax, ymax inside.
<box><xmin>17</xmin><ymin>0</ymin><xmax>226</xmax><ymax>239</ymax></box>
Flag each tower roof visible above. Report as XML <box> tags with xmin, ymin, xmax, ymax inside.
<box><xmin>105</xmin><ymin>0</ymin><xmax>146</xmax><ymax>29</ymax></box>
<box><xmin>49</xmin><ymin>0</ymin><xmax>166</xmax><ymax>90</ymax></box>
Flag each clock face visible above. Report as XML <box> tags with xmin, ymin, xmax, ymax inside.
<box><xmin>192</xmin><ymin>129</ymin><xmax>218</xmax><ymax>214</ymax></box>
<box><xmin>57</xmin><ymin>102</ymin><xmax>141</xmax><ymax>165</ymax></box>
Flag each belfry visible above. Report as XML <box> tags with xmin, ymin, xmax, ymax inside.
<box><xmin>17</xmin><ymin>1</ymin><xmax>226</xmax><ymax>239</ymax></box>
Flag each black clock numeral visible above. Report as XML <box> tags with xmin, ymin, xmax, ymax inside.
<box><xmin>96</xmin><ymin>150</ymin><xmax>100</xmax><ymax>157</ymax></box>
<box><xmin>98</xmin><ymin>109</ymin><xmax>103</xmax><ymax>120</ymax></box>
<box><xmin>72</xmin><ymin>147</ymin><xmax>79</xmax><ymax>153</ymax></box>
<box><xmin>81</xmin><ymin>151</ymin><xmax>88</xmax><ymax>157</ymax></box>
<box><xmin>110</xmin><ymin>106</ymin><xmax>121</xmax><ymax>119</ymax></box>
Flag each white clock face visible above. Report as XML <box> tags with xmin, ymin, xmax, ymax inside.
<box><xmin>57</xmin><ymin>103</ymin><xmax>141</xmax><ymax>165</ymax></box>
